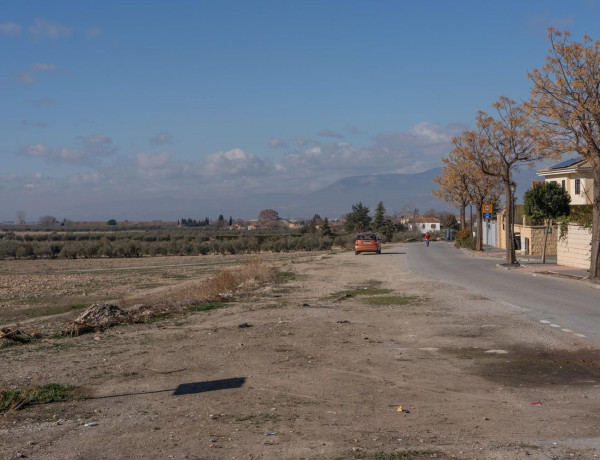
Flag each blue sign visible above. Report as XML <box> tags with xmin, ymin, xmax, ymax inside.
<box><xmin>483</xmin><ymin>213</ymin><xmax>492</xmax><ymax>219</ymax></box>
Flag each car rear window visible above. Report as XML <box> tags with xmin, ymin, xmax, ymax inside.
<box><xmin>356</xmin><ymin>234</ymin><xmax>376</xmax><ymax>240</ymax></box>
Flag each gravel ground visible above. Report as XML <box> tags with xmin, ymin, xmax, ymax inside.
<box><xmin>1</xmin><ymin>244</ymin><xmax>600</xmax><ymax>459</ymax></box>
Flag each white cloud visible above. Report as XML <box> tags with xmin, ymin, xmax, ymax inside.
<box><xmin>409</xmin><ymin>121</ymin><xmax>454</xmax><ymax>143</ymax></box>
<box><xmin>15</xmin><ymin>63</ymin><xmax>59</xmax><ymax>86</ymax></box>
<box><xmin>20</xmin><ymin>143</ymin><xmax>85</xmax><ymax>162</ymax></box>
<box><xmin>77</xmin><ymin>133</ymin><xmax>117</xmax><ymax>157</ymax></box>
<box><xmin>0</xmin><ymin>22</ymin><xmax>21</xmax><ymax>36</ymax></box>
<box><xmin>149</xmin><ymin>131</ymin><xmax>172</xmax><ymax>146</ymax></box>
<box><xmin>4</xmin><ymin>122</ymin><xmax>466</xmax><ymax>220</ymax></box>
<box><xmin>15</xmin><ymin>71</ymin><xmax>35</xmax><ymax>85</ymax></box>
<box><xmin>31</xmin><ymin>62</ymin><xmax>58</xmax><ymax>72</ymax></box>
<box><xmin>204</xmin><ymin>148</ymin><xmax>271</xmax><ymax>176</ymax></box>
<box><xmin>285</xmin><ymin>122</ymin><xmax>465</xmax><ymax>177</ymax></box>
<box><xmin>136</xmin><ymin>152</ymin><xmax>174</xmax><ymax>169</ymax></box>
<box><xmin>28</xmin><ymin>18</ymin><xmax>71</xmax><ymax>40</ymax></box>
<box><xmin>66</xmin><ymin>172</ymin><xmax>102</xmax><ymax>185</ymax></box>
<box><xmin>268</xmin><ymin>137</ymin><xmax>288</xmax><ymax>148</ymax></box>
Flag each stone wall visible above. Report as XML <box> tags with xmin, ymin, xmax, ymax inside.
<box><xmin>495</xmin><ymin>212</ymin><xmax>558</xmax><ymax>256</ymax></box>
<box><xmin>557</xmin><ymin>224</ymin><xmax>592</xmax><ymax>269</ymax></box>
<box><xmin>517</xmin><ymin>225</ymin><xmax>557</xmax><ymax>256</ymax></box>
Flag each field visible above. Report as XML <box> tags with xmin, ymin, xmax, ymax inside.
<box><xmin>2</xmin><ymin>244</ymin><xmax>600</xmax><ymax>459</ymax></box>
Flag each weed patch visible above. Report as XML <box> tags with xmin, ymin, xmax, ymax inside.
<box><xmin>332</xmin><ymin>287</ymin><xmax>393</xmax><ymax>301</ymax></box>
<box><xmin>275</xmin><ymin>271</ymin><xmax>296</xmax><ymax>283</ymax></box>
<box><xmin>189</xmin><ymin>301</ymin><xmax>228</xmax><ymax>312</ymax></box>
<box><xmin>1</xmin><ymin>383</ymin><xmax>75</xmax><ymax>414</ymax></box>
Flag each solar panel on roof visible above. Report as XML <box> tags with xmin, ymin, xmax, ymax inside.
<box><xmin>551</xmin><ymin>157</ymin><xmax>582</xmax><ymax>169</ymax></box>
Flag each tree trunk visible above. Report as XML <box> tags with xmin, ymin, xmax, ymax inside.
<box><xmin>469</xmin><ymin>205</ymin><xmax>473</xmax><ymax>235</ymax></box>
<box><xmin>460</xmin><ymin>205</ymin><xmax>466</xmax><ymax>231</ymax></box>
<box><xmin>542</xmin><ymin>219</ymin><xmax>549</xmax><ymax>264</ymax></box>
<box><xmin>504</xmin><ymin>182</ymin><xmax>517</xmax><ymax>265</ymax></box>
<box><xmin>476</xmin><ymin>200</ymin><xmax>484</xmax><ymax>251</ymax></box>
<box><xmin>590</xmin><ymin>161</ymin><xmax>600</xmax><ymax>279</ymax></box>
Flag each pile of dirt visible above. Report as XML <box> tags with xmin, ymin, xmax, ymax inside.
<box><xmin>75</xmin><ymin>303</ymin><xmax>130</xmax><ymax>328</ymax></box>
<box><xmin>60</xmin><ymin>303</ymin><xmax>132</xmax><ymax>335</ymax></box>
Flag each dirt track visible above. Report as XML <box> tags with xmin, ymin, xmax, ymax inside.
<box><xmin>2</xmin><ymin>244</ymin><xmax>600</xmax><ymax>459</ymax></box>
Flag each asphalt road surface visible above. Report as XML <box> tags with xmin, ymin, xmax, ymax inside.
<box><xmin>403</xmin><ymin>240</ymin><xmax>600</xmax><ymax>345</ymax></box>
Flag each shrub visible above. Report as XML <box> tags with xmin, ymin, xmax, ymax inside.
<box><xmin>454</xmin><ymin>229</ymin><xmax>474</xmax><ymax>249</ymax></box>
<box><xmin>391</xmin><ymin>231</ymin><xmax>423</xmax><ymax>242</ymax></box>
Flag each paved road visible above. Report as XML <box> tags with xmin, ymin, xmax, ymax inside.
<box><xmin>403</xmin><ymin>240</ymin><xmax>600</xmax><ymax>345</ymax></box>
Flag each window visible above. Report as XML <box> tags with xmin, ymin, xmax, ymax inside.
<box><xmin>575</xmin><ymin>178</ymin><xmax>581</xmax><ymax>195</ymax></box>
<box><xmin>561</xmin><ymin>180</ymin><xmax>566</xmax><ymax>190</ymax></box>
<box><xmin>431</xmin><ymin>224</ymin><xmax>436</xmax><ymax>229</ymax></box>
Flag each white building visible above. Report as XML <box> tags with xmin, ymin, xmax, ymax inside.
<box><xmin>536</xmin><ymin>157</ymin><xmax>593</xmax><ymax>205</ymax></box>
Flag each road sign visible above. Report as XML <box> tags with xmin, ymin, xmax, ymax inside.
<box><xmin>483</xmin><ymin>213</ymin><xmax>492</xmax><ymax>219</ymax></box>
<box><xmin>482</xmin><ymin>203</ymin><xmax>492</xmax><ymax>214</ymax></box>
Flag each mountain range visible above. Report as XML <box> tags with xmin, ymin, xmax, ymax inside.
<box><xmin>54</xmin><ymin>167</ymin><xmax>541</xmax><ymax>222</ymax></box>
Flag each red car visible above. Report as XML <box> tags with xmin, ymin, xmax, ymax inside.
<box><xmin>354</xmin><ymin>232</ymin><xmax>382</xmax><ymax>255</ymax></box>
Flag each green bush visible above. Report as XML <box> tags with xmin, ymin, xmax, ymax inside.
<box><xmin>454</xmin><ymin>229</ymin><xmax>474</xmax><ymax>249</ymax></box>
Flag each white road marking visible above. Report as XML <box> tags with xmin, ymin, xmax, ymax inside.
<box><xmin>540</xmin><ymin>321</ymin><xmax>586</xmax><ymax>338</ymax></box>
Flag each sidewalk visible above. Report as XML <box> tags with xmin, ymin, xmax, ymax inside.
<box><xmin>479</xmin><ymin>245</ymin><xmax>592</xmax><ymax>281</ymax></box>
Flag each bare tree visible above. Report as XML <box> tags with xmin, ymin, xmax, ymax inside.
<box><xmin>38</xmin><ymin>215</ymin><xmax>58</xmax><ymax>226</ymax></box>
<box><xmin>16</xmin><ymin>210</ymin><xmax>26</xmax><ymax>225</ymax></box>
<box><xmin>527</xmin><ymin>29</ymin><xmax>600</xmax><ymax>279</ymax></box>
<box><xmin>257</xmin><ymin>209</ymin><xmax>281</xmax><ymax>229</ymax></box>
<box><xmin>461</xmin><ymin>97</ymin><xmax>544</xmax><ymax>264</ymax></box>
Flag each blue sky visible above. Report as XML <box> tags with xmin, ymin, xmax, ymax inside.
<box><xmin>1</xmin><ymin>1</ymin><xmax>598</xmax><ymax>221</ymax></box>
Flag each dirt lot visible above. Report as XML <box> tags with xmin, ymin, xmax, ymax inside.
<box><xmin>2</xmin><ymin>244</ymin><xmax>600</xmax><ymax>459</ymax></box>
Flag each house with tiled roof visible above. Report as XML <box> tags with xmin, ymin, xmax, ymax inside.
<box><xmin>536</xmin><ymin>157</ymin><xmax>594</xmax><ymax>205</ymax></box>
<box><xmin>536</xmin><ymin>157</ymin><xmax>593</xmax><ymax>270</ymax></box>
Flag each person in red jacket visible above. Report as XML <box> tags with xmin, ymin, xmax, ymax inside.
<box><xmin>425</xmin><ymin>232</ymin><xmax>431</xmax><ymax>247</ymax></box>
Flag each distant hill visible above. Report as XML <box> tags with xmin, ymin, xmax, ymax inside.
<box><xmin>300</xmin><ymin>168</ymin><xmax>448</xmax><ymax>217</ymax></box>
<box><xmin>61</xmin><ymin>167</ymin><xmax>541</xmax><ymax>221</ymax></box>
<box><xmin>273</xmin><ymin>166</ymin><xmax>540</xmax><ymax>219</ymax></box>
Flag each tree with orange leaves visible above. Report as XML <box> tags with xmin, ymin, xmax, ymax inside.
<box><xmin>461</xmin><ymin>97</ymin><xmax>544</xmax><ymax>264</ymax></box>
<box><xmin>435</xmin><ymin>134</ymin><xmax>502</xmax><ymax>251</ymax></box>
<box><xmin>452</xmin><ymin>135</ymin><xmax>502</xmax><ymax>251</ymax></box>
<box><xmin>432</xmin><ymin>164</ymin><xmax>470</xmax><ymax>231</ymax></box>
<box><xmin>527</xmin><ymin>29</ymin><xmax>600</xmax><ymax>279</ymax></box>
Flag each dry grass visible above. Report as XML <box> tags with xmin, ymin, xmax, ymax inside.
<box><xmin>159</xmin><ymin>258</ymin><xmax>277</xmax><ymax>306</ymax></box>
<box><xmin>60</xmin><ymin>259</ymin><xmax>279</xmax><ymax>336</ymax></box>
<box><xmin>2</xmin><ymin>258</ymin><xmax>284</xmax><ymax>341</ymax></box>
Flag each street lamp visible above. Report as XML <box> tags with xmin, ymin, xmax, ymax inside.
<box><xmin>510</xmin><ymin>182</ymin><xmax>517</xmax><ymax>265</ymax></box>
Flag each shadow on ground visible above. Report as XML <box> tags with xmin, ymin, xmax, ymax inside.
<box><xmin>90</xmin><ymin>377</ymin><xmax>246</xmax><ymax>400</ymax></box>
<box><xmin>446</xmin><ymin>347</ymin><xmax>600</xmax><ymax>386</ymax></box>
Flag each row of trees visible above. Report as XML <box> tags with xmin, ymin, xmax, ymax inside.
<box><xmin>344</xmin><ymin>201</ymin><xmax>399</xmax><ymax>239</ymax></box>
<box><xmin>434</xmin><ymin>29</ymin><xmax>600</xmax><ymax>279</ymax></box>
<box><xmin>0</xmin><ymin>234</ymin><xmax>336</xmax><ymax>260</ymax></box>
